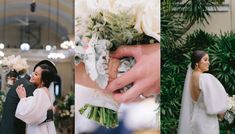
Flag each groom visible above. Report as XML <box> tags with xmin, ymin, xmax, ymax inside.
<box><xmin>0</xmin><ymin>60</ymin><xmax>57</xmax><ymax>134</ymax></box>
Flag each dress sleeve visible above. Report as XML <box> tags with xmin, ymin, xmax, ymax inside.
<box><xmin>199</xmin><ymin>73</ymin><xmax>229</xmax><ymax>114</ymax></box>
<box><xmin>15</xmin><ymin>88</ymin><xmax>51</xmax><ymax>125</ymax></box>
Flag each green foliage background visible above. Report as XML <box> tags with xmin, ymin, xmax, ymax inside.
<box><xmin>160</xmin><ymin>0</ymin><xmax>235</xmax><ymax>133</ymax></box>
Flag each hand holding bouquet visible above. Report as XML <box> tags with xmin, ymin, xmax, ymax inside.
<box><xmin>75</xmin><ymin>0</ymin><xmax>160</xmax><ymax>128</ymax></box>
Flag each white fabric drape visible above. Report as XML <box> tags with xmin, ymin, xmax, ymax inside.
<box><xmin>178</xmin><ymin>64</ymin><xmax>193</xmax><ymax>134</ymax></box>
<box><xmin>119</xmin><ymin>97</ymin><xmax>159</xmax><ymax>130</ymax></box>
<box><xmin>48</xmin><ymin>82</ymin><xmax>55</xmax><ymax>104</ymax></box>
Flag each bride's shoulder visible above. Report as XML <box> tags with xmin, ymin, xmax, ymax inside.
<box><xmin>200</xmin><ymin>73</ymin><xmax>217</xmax><ymax>80</ymax></box>
<box><xmin>201</xmin><ymin>73</ymin><xmax>214</xmax><ymax>77</ymax></box>
<box><xmin>192</xmin><ymin>71</ymin><xmax>201</xmax><ymax>80</ymax></box>
<box><xmin>34</xmin><ymin>87</ymin><xmax>49</xmax><ymax>94</ymax></box>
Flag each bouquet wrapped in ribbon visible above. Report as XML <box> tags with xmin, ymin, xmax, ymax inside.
<box><xmin>75</xmin><ymin>0</ymin><xmax>160</xmax><ymax>128</ymax></box>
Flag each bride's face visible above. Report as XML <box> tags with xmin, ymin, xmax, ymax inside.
<box><xmin>198</xmin><ymin>54</ymin><xmax>210</xmax><ymax>72</ymax></box>
<box><xmin>30</xmin><ymin>66</ymin><xmax>43</xmax><ymax>87</ymax></box>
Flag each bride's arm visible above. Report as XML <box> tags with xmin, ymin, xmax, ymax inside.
<box><xmin>15</xmin><ymin>87</ymin><xmax>51</xmax><ymax>125</ymax></box>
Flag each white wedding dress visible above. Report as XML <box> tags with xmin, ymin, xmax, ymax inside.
<box><xmin>178</xmin><ymin>65</ymin><xmax>228</xmax><ymax>134</ymax></box>
<box><xmin>15</xmin><ymin>88</ymin><xmax>57</xmax><ymax>134</ymax></box>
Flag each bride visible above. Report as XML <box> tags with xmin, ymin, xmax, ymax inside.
<box><xmin>178</xmin><ymin>50</ymin><xmax>229</xmax><ymax>134</ymax></box>
<box><xmin>15</xmin><ymin>64</ymin><xmax>57</xmax><ymax>134</ymax></box>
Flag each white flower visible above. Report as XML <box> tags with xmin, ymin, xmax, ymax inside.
<box><xmin>2</xmin><ymin>55</ymin><xmax>29</xmax><ymax>73</ymax></box>
<box><xmin>75</xmin><ymin>0</ymin><xmax>113</xmax><ymax>36</ymax></box>
<box><xmin>13</xmin><ymin>57</ymin><xmax>29</xmax><ymax>72</ymax></box>
<box><xmin>75</xmin><ymin>0</ymin><xmax>160</xmax><ymax>41</ymax></box>
<box><xmin>228</xmin><ymin>95</ymin><xmax>235</xmax><ymax>114</ymax></box>
<box><xmin>134</xmin><ymin>0</ymin><xmax>160</xmax><ymax>41</ymax></box>
<box><xmin>113</xmin><ymin>0</ymin><xmax>160</xmax><ymax>41</ymax></box>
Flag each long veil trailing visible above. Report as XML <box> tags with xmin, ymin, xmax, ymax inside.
<box><xmin>177</xmin><ymin>64</ymin><xmax>193</xmax><ymax>134</ymax></box>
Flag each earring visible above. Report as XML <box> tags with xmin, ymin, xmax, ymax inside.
<box><xmin>195</xmin><ymin>63</ymin><xmax>198</xmax><ymax>68</ymax></box>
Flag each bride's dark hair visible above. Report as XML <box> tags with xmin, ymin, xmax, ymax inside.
<box><xmin>39</xmin><ymin>64</ymin><xmax>55</xmax><ymax>88</ymax></box>
<box><xmin>191</xmin><ymin>50</ymin><xmax>207</xmax><ymax>69</ymax></box>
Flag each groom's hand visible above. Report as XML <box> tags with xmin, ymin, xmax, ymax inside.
<box><xmin>106</xmin><ymin>44</ymin><xmax>160</xmax><ymax>103</ymax></box>
<box><xmin>45</xmin><ymin>109</ymin><xmax>54</xmax><ymax>121</ymax></box>
<box><xmin>40</xmin><ymin>109</ymin><xmax>54</xmax><ymax>125</ymax></box>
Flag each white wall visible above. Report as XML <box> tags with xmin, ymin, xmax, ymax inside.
<box><xmin>187</xmin><ymin>0</ymin><xmax>234</xmax><ymax>35</ymax></box>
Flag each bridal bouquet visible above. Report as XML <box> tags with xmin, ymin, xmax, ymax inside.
<box><xmin>2</xmin><ymin>55</ymin><xmax>29</xmax><ymax>74</ymax></box>
<box><xmin>224</xmin><ymin>96</ymin><xmax>235</xmax><ymax>124</ymax></box>
<box><xmin>75</xmin><ymin>0</ymin><xmax>159</xmax><ymax>128</ymax></box>
<box><xmin>1</xmin><ymin>55</ymin><xmax>29</xmax><ymax>86</ymax></box>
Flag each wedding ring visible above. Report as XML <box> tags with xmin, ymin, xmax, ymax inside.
<box><xmin>139</xmin><ymin>94</ymin><xmax>147</xmax><ymax>99</ymax></box>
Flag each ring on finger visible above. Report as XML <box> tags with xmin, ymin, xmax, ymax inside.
<box><xmin>139</xmin><ymin>94</ymin><xmax>148</xmax><ymax>99</ymax></box>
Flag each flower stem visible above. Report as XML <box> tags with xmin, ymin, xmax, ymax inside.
<box><xmin>79</xmin><ymin>104</ymin><xmax>118</xmax><ymax>128</ymax></box>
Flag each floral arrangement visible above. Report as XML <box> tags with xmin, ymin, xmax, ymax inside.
<box><xmin>2</xmin><ymin>55</ymin><xmax>29</xmax><ymax>74</ymax></box>
<box><xmin>55</xmin><ymin>92</ymin><xmax>75</xmax><ymax>122</ymax></box>
<box><xmin>75</xmin><ymin>0</ymin><xmax>159</xmax><ymax>128</ymax></box>
<box><xmin>54</xmin><ymin>92</ymin><xmax>74</xmax><ymax>133</ymax></box>
<box><xmin>224</xmin><ymin>96</ymin><xmax>235</xmax><ymax>124</ymax></box>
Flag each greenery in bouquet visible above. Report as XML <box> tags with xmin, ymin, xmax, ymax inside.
<box><xmin>223</xmin><ymin>96</ymin><xmax>235</xmax><ymax>124</ymax></box>
<box><xmin>85</xmin><ymin>11</ymin><xmax>157</xmax><ymax>51</ymax></box>
<box><xmin>75</xmin><ymin>9</ymin><xmax>158</xmax><ymax>128</ymax></box>
<box><xmin>55</xmin><ymin>92</ymin><xmax>75</xmax><ymax>126</ymax></box>
<box><xmin>79</xmin><ymin>104</ymin><xmax>118</xmax><ymax>128</ymax></box>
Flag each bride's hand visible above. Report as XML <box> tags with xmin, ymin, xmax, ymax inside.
<box><xmin>218</xmin><ymin>113</ymin><xmax>225</xmax><ymax>121</ymax></box>
<box><xmin>16</xmin><ymin>84</ymin><xmax>26</xmax><ymax>99</ymax></box>
<box><xmin>106</xmin><ymin>44</ymin><xmax>160</xmax><ymax>103</ymax></box>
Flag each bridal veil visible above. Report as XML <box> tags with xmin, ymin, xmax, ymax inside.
<box><xmin>178</xmin><ymin>64</ymin><xmax>193</xmax><ymax>134</ymax></box>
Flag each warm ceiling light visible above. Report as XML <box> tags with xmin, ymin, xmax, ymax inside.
<box><xmin>60</xmin><ymin>40</ymin><xmax>74</xmax><ymax>49</ymax></box>
<box><xmin>45</xmin><ymin>45</ymin><xmax>52</xmax><ymax>51</ymax></box>
<box><xmin>20</xmin><ymin>43</ymin><xmax>30</xmax><ymax>51</ymax></box>
<box><xmin>0</xmin><ymin>51</ymin><xmax>4</xmax><ymax>57</ymax></box>
<box><xmin>48</xmin><ymin>52</ymin><xmax>66</xmax><ymax>59</ymax></box>
<box><xmin>0</xmin><ymin>43</ymin><xmax>4</xmax><ymax>49</ymax></box>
